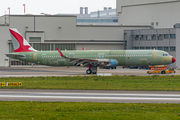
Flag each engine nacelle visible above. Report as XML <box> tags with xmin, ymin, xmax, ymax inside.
<box><xmin>110</xmin><ymin>59</ymin><xmax>118</xmax><ymax>66</ymax></box>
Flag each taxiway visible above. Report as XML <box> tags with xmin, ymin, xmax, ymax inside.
<box><xmin>0</xmin><ymin>66</ymin><xmax>179</xmax><ymax>77</ymax></box>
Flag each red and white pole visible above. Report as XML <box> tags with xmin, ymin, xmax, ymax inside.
<box><xmin>23</xmin><ymin>4</ymin><xmax>25</xmax><ymax>14</ymax></box>
<box><xmin>8</xmin><ymin>7</ymin><xmax>10</xmax><ymax>15</ymax></box>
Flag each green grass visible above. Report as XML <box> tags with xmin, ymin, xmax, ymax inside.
<box><xmin>0</xmin><ymin>102</ymin><xmax>179</xmax><ymax>120</ymax></box>
<box><xmin>0</xmin><ymin>75</ymin><xmax>180</xmax><ymax>91</ymax></box>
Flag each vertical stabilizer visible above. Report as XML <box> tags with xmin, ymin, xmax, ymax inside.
<box><xmin>9</xmin><ymin>28</ymin><xmax>37</xmax><ymax>52</ymax></box>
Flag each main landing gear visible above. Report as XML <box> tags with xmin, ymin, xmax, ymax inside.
<box><xmin>86</xmin><ymin>64</ymin><xmax>97</xmax><ymax>74</ymax></box>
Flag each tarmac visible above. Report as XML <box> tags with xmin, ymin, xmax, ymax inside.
<box><xmin>0</xmin><ymin>66</ymin><xmax>180</xmax><ymax>77</ymax></box>
<box><xmin>0</xmin><ymin>66</ymin><xmax>180</xmax><ymax>103</ymax></box>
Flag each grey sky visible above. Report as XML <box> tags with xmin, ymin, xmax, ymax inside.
<box><xmin>1</xmin><ymin>0</ymin><xmax>116</xmax><ymax>16</ymax></box>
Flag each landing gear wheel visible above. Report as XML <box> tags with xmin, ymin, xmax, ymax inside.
<box><xmin>92</xmin><ymin>72</ymin><xmax>97</xmax><ymax>74</ymax></box>
<box><xmin>86</xmin><ymin>69</ymin><xmax>92</xmax><ymax>74</ymax></box>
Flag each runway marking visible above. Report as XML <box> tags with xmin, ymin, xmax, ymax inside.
<box><xmin>0</xmin><ymin>95</ymin><xmax>180</xmax><ymax>101</ymax></box>
<box><xmin>38</xmin><ymin>93</ymin><xmax>180</xmax><ymax>97</ymax></box>
<box><xmin>1</xmin><ymin>92</ymin><xmax>180</xmax><ymax>97</ymax></box>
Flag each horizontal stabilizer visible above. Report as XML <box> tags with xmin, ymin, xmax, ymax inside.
<box><xmin>6</xmin><ymin>54</ymin><xmax>25</xmax><ymax>58</ymax></box>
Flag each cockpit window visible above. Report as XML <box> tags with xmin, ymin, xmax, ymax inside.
<box><xmin>163</xmin><ymin>54</ymin><xmax>168</xmax><ymax>56</ymax></box>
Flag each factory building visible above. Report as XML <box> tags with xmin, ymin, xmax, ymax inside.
<box><xmin>116</xmin><ymin>0</ymin><xmax>180</xmax><ymax>28</ymax></box>
<box><xmin>0</xmin><ymin>15</ymin><xmax>149</xmax><ymax>66</ymax></box>
<box><xmin>0</xmin><ymin>0</ymin><xmax>179</xmax><ymax>67</ymax></box>
<box><xmin>124</xmin><ymin>28</ymin><xmax>179</xmax><ymax>68</ymax></box>
<box><xmin>57</xmin><ymin>7</ymin><xmax>119</xmax><ymax>25</ymax></box>
<box><xmin>116</xmin><ymin>0</ymin><xmax>180</xmax><ymax>68</ymax></box>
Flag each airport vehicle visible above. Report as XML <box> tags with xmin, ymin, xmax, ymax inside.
<box><xmin>6</xmin><ymin>28</ymin><xmax>176</xmax><ymax>74</ymax></box>
<box><xmin>149</xmin><ymin>65</ymin><xmax>167</xmax><ymax>70</ymax></box>
<box><xmin>147</xmin><ymin>67</ymin><xmax>175</xmax><ymax>74</ymax></box>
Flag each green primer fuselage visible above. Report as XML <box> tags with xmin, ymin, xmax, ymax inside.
<box><xmin>9</xmin><ymin>50</ymin><xmax>173</xmax><ymax>66</ymax></box>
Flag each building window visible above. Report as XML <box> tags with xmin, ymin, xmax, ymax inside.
<box><xmin>157</xmin><ymin>35</ymin><xmax>163</xmax><ymax>40</ymax></box>
<box><xmin>164</xmin><ymin>47</ymin><xmax>169</xmax><ymax>51</ymax></box>
<box><xmin>152</xmin><ymin>47</ymin><xmax>156</xmax><ymax>50</ymax></box>
<box><xmin>29</xmin><ymin>37</ymin><xmax>41</xmax><ymax>42</ymax></box>
<box><xmin>152</xmin><ymin>35</ymin><xmax>156</xmax><ymax>40</ymax></box>
<box><xmin>164</xmin><ymin>34</ymin><xmax>169</xmax><ymax>39</ymax></box>
<box><xmin>135</xmin><ymin>35</ymin><xmax>139</xmax><ymax>40</ymax></box>
<box><xmin>147</xmin><ymin>35</ymin><xmax>151</xmax><ymax>40</ymax></box>
<box><xmin>170</xmin><ymin>34</ymin><xmax>176</xmax><ymax>39</ymax></box>
<box><xmin>170</xmin><ymin>47</ymin><xmax>176</xmax><ymax>51</ymax></box>
<box><xmin>124</xmin><ymin>33</ymin><xmax>127</xmax><ymax>41</ymax></box>
<box><xmin>134</xmin><ymin>47</ymin><xmax>139</xmax><ymax>50</ymax></box>
<box><xmin>140</xmin><ymin>47</ymin><xmax>144</xmax><ymax>50</ymax></box>
<box><xmin>146</xmin><ymin>47</ymin><xmax>151</xmax><ymax>50</ymax></box>
<box><xmin>140</xmin><ymin>35</ymin><xmax>146</xmax><ymax>40</ymax></box>
<box><xmin>158</xmin><ymin>47</ymin><xmax>163</xmax><ymax>50</ymax></box>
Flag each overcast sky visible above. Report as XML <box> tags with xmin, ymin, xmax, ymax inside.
<box><xmin>0</xmin><ymin>0</ymin><xmax>116</xmax><ymax>16</ymax></box>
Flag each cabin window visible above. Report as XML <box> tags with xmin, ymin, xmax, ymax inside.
<box><xmin>163</xmin><ymin>54</ymin><xmax>168</xmax><ymax>56</ymax></box>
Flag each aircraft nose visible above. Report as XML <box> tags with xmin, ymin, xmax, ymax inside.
<box><xmin>172</xmin><ymin>57</ymin><xmax>176</xmax><ymax>63</ymax></box>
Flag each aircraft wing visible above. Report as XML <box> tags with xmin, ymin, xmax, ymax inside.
<box><xmin>57</xmin><ymin>48</ymin><xmax>110</xmax><ymax>67</ymax></box>
<box><xmin>6</xmin><ymin>54</ymin><xmax>25</xmax><ymax>58</ymax></box>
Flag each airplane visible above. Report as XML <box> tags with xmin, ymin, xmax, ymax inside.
<box><xmin>6</xmin><ymin>28</ymin><xmax>176</xmax><ymax>74</ymax></box>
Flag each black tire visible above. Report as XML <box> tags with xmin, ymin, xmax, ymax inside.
<box><xmin>161</xmin><ymin>71</ymin><xmax>166</xmax><ymax>74</ymax></box>
<box><xmin>86</xmin><ymin>69</ymin><xmax>92</xmax><ymax>74</ymax></box>
<box><xmin>92</xmin><ymin>72</ymin><xmax>97</xmax><ymax>74</ymax></box>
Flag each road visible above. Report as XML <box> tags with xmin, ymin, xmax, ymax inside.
<box><xmin>0</xmin><ymin>89</ymin><xmax>180</xmax><ymax>103</ymax></box>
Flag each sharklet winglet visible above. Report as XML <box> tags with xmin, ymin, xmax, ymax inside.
<box><xmin>82</xmin><ymin>47</ymin><xmax>86</xmax><ymax>51</ymax></box>
<box><xmin>57</xmin><ymin>48</ymin><xmax>64</xmax><ymax>57</ymax></box>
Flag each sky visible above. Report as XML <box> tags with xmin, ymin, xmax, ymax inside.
<box><xmin>0</xmin><ymin>0</ymin><xmax>116</xmax><ymax>16</ymax></box>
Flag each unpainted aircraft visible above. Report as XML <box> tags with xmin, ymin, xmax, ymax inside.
<box><xmin>6</xmin><ymin>28</ymin><xmax>176</xmax><ymax>74</ymax></box>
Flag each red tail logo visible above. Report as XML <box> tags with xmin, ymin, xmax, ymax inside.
<box><xmin>9</xmin><ymin>29</ymin><xmax>36</xmax><ymax>52</ymax></box>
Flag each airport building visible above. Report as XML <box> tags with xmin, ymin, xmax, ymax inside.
<box><xmin>0</xmin><ymin>0</ymin><xmax>180</xmax><ymax>68</ymax></box>
<box><xmin>116</xmin><ymin>0</ymin><xmax>180</xmax><ymax>28</ymax></box>
<box><xmin>124</xmin><ymin>28</ymin><xmax>179</xmax><ymax>68</ymax></box>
